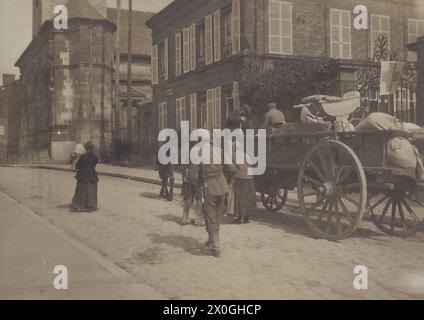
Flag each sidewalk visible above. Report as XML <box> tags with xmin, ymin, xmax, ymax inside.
<box><xmin>4</xmin><ymin>163</ymin><xmax>183</xmax><ymax>187</ymax></box>
<box><xmin>0</xmin><ymin>190</ymin><xmax>165</xmax><ymax>300</ymax></box>
<box><xmin>1</xmin><ymin>163</ymin><xmax>300</xmax><ymax>205</ymax></box>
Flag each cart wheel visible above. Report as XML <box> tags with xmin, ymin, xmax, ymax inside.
<box><xmin>261</xmin><ymin>186</ymin><xmax>288</xmax><ymax>213</ymax></box>
<box><xmin>298</xmin><ymin>141</ymin><xmax>367</xmax><ymax>240</ymax></box>
<box><xmin>369</xmin><ymin>190</ymin><xmax>424</xmax><ymax>237</ymax></box>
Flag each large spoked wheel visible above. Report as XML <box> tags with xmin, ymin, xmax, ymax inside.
<box><xmin>369</xmin><ymin>190</ymin><xmax>424</xmax><ymax>237</ymax></box>
<box><xmin>298</xmin><ymin>141</ymin><xmax>367</xmax><ymax>240</ymax></box>
<box><xmin>261</xmin><ymin>185</ymin><xmax>288</xmax><ymax>213</ymax></box>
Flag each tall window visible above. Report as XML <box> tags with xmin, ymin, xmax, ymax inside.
<box><xmin>268</xmin><ymin>0</ymin><xmax>292</xmax><ymax>55</ymax></box>
<box><xmin>190</xmin><ymin>93</ymin><xmax>197</xmax><ymax>130</ymax></box>
<box><xmin>214</xmin><ymin>10</ymin><xmax>221</xmax><ymax>62</ymax></box>
<box><xmin>151</xmin><ymin>45</ymin><xmax>158</xmax><ymax>84</ymax></box>
<box><xmin>159</xmin><ymin>39</ymin><xmax>168</xmax><ymax>81</ymax></box>
<box><xmin>183</xmin><ymin>28</ymin><xmax>190</xmax><ymax>73</ymax></box>
<box><xmin>206</xmin><ymin>87</ymin><xmax>222</xmax><ymax>129</ymax></box>
<box><xmin>224</xmin><ymin>9</ymin><xmax>232</xmax><ymax>46</ymax></box>
<box><xmin>182</xmin><ymin>25</ymin><xmax>196</xmax><ymax>73</ymax></box>
<box><xmin>232</xmin><ymin>0</ymin><xmax>241</xmax><ymax>54</ymax></box>
<box><xmin>175</xmin><ymin>33</ymin><xmax>182</xmax><ymax>76</ymax></box>
<box><xmin>199</xmin><ymin>93</ymin><xmax>208</xmax><ymax>129</ymax></box>
<box><xmin>408</xmin><ymin>19</ymin><xmax>424</xmax><ymax>61</ymax></box>
<box><xmin>205</xmin><ymin>14</ymin><xmax>213</xmax><ymax>65</ymax></box>
<box><xmin>176</xmin><ymin>97</ymin><xmax>187</xmax><ymax>130</ymax></box>
<box><xmin>330</xmin><ymin>9</ymin><xmax>351</xmax><ymax>59</ymax></box>
<box><xmin>190</xmin><ymin>24</ymin><xmax>196</xmax><ymax>70</ymax></box>
<box><xmin>371</xmin><ymin>15</ymin><xmax>390</xmax><ymax>56</ymax></box>
<box><xmin>198</xmin><ymin>23</ymin><xmax>206</xmax><ymax>60</ymax></box>
<box><xmin>159</xmin><ymin>102</ymin><xmax>167</xmax><ymax>130</ymax></box>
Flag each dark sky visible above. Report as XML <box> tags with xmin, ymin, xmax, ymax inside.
<box><xmin>0</xmin><ymin>0</ymin><xmax>173</xmax><ymax>85</ymax></box>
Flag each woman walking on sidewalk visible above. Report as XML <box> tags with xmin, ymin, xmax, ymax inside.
<box><xmin>70</xmin><ymin>142</ymin><xmax>99</xmax><ymax>212</ymax></box>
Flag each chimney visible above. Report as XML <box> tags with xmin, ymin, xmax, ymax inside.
<box><xmin>408</xmin><ymin>36</ymin><xmax>424</xmax><ymax>126</ymax></box>
<box><xmin>2</xmin><ymin>74</ymin><xmax>16</xmax><ymax>86</ymax></box>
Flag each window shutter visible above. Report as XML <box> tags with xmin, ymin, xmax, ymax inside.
<box><xmin>152</xmin><ymin>45</ymin><xmax>158</xmax><ymax>84</ymax></box>
<box><xmin>214</xmin><ymin>10</ymin><xmax>221</xmax><ymax>62</ymax></box>
<box><xmin>214</xmin><ymin>87</ymin><xmax>222</xmax><ymax>129</ymax></box>
<box><xmin>330</xmin><ymin>9</ymin><xmax>351</xmax><ymax>59</ymax></box>
<box><xmin>159</xmin><ymin>102</ymin><xmax>167</xmax><ymax>130</ymax></box>
<box><xmin>232</xmin><ymin>0</ymin><xmax>240</xmax><ymax>54</ymax></box>
<box><xmin>175</xmin><ymin>33</ymin><xmax>182</xmax><ymax>76</ymax></box>
<box><xmin>205</xmin><ymin>15</ymin><xmax>213</xmax><ymax>65</ymax></box>
<box><xmin>183</xmin><ymin>28</ymin><xmax>190</xmax><ymax>73</ymax></box>
<box><xmin>190</xmin><ymin>93</ymin><xmax>197</xmax><ymax>129</ymax></box>
<box><xmin>190</xmin><ymin>24</ymin><xmax>196</xmax><ymax>71</ymax></box>
<box><xmin>176</xmin><ymin>98</ymin><xmax>181</xmax><ymax>130</ymax></box>
<box><xmin>181</xmin><ymin>97</ymin><xmax>187</xmax><ymax>122</ymax></box>
<box><xmin>164</xmin><ymin>38</ymin><xmax>169</xmax><ymax>80</ymax></box>
<box><xmin>206</xmin><ymin>89</ymin><xmax>214</xmax><ymax>129</ymax></box>
<box><xmin>268</xmin><ymin>0</ymin><xmax>292</xmax><ymax>55</ymax></box>
<box><xmin>233</xmin><ymin>81</ymin><xmax>240</xmax><ymax>111</ymax></box>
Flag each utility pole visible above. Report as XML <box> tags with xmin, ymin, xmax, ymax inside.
<box><xmin>114</xmin><ymin>0</ymin><xmax>122</xmax><ymax>159</ymax></box>
<box><xmin>127</xmin><ymin>0</ymin><xmax>133</xmax><ymax>149</ymax></box>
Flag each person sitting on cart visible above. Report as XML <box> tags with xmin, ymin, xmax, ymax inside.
<box><xmin>261</xmin><ymin>102</ymin><xmax>286</xmax><ymax>129</ymax></box>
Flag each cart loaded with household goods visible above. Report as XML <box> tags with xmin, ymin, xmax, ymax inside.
<box><xmin>255</xmin><ymin>91</ymin><xmax>424</xmax><ymax>240</ymax></box>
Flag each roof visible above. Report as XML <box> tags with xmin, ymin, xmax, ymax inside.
<box><xmin>65</xmin><ymin>0</ymin><xmax>106</xmax><ymax>20</ymax></box>
<box><xmin>146</xmin><ymin>0</ymin><xmax>189</xmax><ymax>28</ymax></box>
<box><xmin>107</xmin><ymin>8</ymin><xmax>155</xmax><ymax>57</ymax></box>
<box><xmin>16</xmin><ymin>1</ymin><xmax>116</xmax><ymax>67</ymax></box>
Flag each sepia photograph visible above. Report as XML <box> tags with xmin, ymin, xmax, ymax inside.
<box><xmin>1</xmin><ymin>0</ymin><xmax>424</xmax><ymax>306</ymax></box>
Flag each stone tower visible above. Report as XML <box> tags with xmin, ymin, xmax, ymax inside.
<box><xmin>32</xmin><ymin>0</ymin><xmax>107</xmax><ymax>36</ymax></box>
<box><xmin>16</xmin><ymin>0</ymin><xmax>116</xmax><ymax>162</ymax></box>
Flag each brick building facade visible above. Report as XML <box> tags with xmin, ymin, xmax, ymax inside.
<box><xmin>146</xmin><ymin>0</ymin><xmax>424</xmax><ymax>139</ymax></box>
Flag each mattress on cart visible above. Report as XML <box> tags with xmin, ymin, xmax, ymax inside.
<box><xmin>356</xmin><ymin>112</ymin><xmax>405</xmax><ymax>131</ymax></box>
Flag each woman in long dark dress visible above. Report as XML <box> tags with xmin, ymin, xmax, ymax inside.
<box><xmin>232</xmin><ymin>150</ymin><xmax>257</xmax><ymax>224</ymax></box>
<box><xmin>70</xmin><ymin>142</ymin><xmax>99</xmax><ymax>212</ymax></box>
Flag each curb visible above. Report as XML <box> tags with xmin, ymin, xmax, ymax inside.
<box><xmin>1</xmin><ymin>164</ymin><xmax>298</xmax><ymax>205</ymax></box>
<box><xmin>1</xmin><ymin>164</ymin><xmax>183</xmax><ymax>189</ymax></box>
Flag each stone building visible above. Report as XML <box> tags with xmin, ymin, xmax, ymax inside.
<box><xmin>0</xmin><ymin>75</ymin><xmax>23</xmax><ymax>163</ymax></box>
<box><xmin>17</xmin><ymin>0</ymin><xmax>115</xmax><ymax>162</ymax></box>
<box><xmin>146</xmin><ymin>0</ymin><xmax>424</xmax><ymax>137</ymax></box>
<box><xmin>9</xmin><ymin>0</ymin><xmax>154</xmax><ymax>163</ymax></box>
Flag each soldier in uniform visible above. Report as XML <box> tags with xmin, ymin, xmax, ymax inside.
<box><xmin>192</xmin><ymin>130</ymin><xmax>237</xmax><ymax>257</ymax></box>
<box><xmin>157</xmin><ymin>140</ymin><xmax>175</xmax><ymax>202</ymax></box>
<box><xmin>158</xmin><ymin>162</ymin><xmax>174</xmax><ymax>201</ymax></box>
<box><xmin>181</xmin><ymin>162</ymin><xmax>205</xmax><ymax>226</ymax></box>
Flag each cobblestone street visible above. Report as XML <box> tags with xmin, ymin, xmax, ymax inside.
<box><xmin>1</xmin><ymin>166</ymin><xmax>424</xmax><ymax>299</ymax></box>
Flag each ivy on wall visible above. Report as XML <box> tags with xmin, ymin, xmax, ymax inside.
<box><xmin>237</xmin><ymin>52</ymin><xmax>339</xmax><ymax>124</ymax></box>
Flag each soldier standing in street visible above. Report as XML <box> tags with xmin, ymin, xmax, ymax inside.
<box><xmin>158</xmin><ymin>162</ymin><xmax>174</xmax><ymax>201</ymax></box>
<box><xmin>157</xmin><ymin>140</ymin><xmax>175</xmax><ymax>202</ymax></box>
<box><xmin>192</xmin><ymin>130</ymin><xmax>237</xmax><ymax>257</ymax></box>
<box><xmin>181</xmin><ymin>162</ymin><xmax>205</xmax><ymax>226</ymax></box>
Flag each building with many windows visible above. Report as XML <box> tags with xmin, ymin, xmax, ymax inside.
<box><xmin>146</xmin><ymin>0</ymin><xmax>424</xmax><ymax>140</ymax></box>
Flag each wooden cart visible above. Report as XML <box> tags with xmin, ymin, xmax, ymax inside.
<box><xmin>255</xmin><ymin>95</ymin><xmax>424</xmax><ymax>240</ymax></box>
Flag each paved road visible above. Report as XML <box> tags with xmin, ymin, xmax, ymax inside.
<box><xmin>0</xmin><ymin>185</ymin><xmax>163</xmax><ymax>299</ymax></box>
<box><xmin>0</xmin><ymin>166</ymin><xmax>424</xmax><ymax>299</ymax></box>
